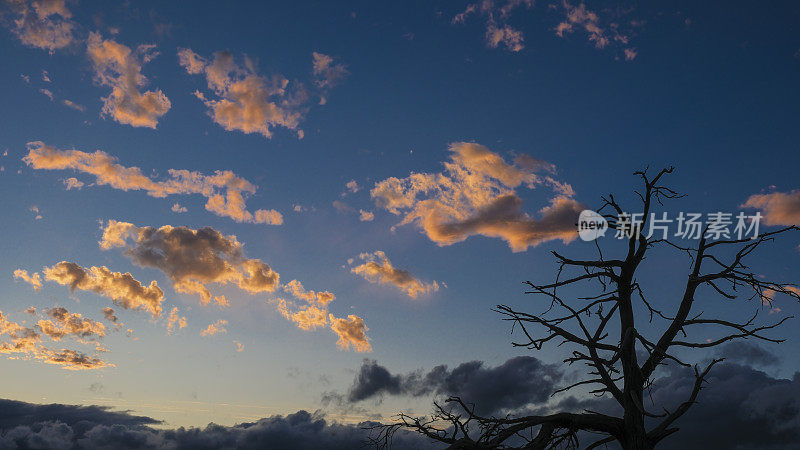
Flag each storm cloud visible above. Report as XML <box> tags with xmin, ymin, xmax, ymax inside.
<box><xmin>346</xmin><ymin>356</ymin><xmax>564</xmax><ymax>415</ymax></box>
<box><xmin>0</xmin><ymin>399</ymin><xmax>435</xmax><ymax>450</ymax></box>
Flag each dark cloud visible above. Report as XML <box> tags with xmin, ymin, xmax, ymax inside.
<box><xmin>0</xmin><ymin>398</ymin><xmax>158</xmax><ymax>430</ymax></box>
<box><xmin>549</xmin><ymin>362</ymin><xmax>800</xmax><ymax>450</ymax></box>
<box><xmin>344</xmin><ymin>354</ymin><xmax>800</xmax><ymax>449</ymax></box>
<box><xmin>100</xmin><ymin>221</ymin><xmax>279</xmax><ymax>306</ymax></box>
<box><xmin>716</xmin><ymin>341</ymin><xmax>780</xmax><ymax>367</ymax></box>
<box><xmin>346</xmin><ymin>356</ymin><xmax>564</xmax><ymax>415</ymax></box>
<box><xmin>0</xmin><ymin>399</ymin><xmax>435</xmax><ymax>450</ymax></box>
<box><xmin>652</xmin><ymin>363</ymin><xmax>800</xmax><ymax>450</ymax></box>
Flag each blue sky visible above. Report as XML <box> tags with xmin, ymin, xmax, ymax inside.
<box><xmin>1</xmin><ymin>0</ymin><xmax>800</xmax><ymax>433</ymax></box>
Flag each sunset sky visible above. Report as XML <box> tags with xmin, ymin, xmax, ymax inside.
<box><xmin>1</xmin><ymin>1</ymin><xmax>800</xmax><ymax>448</ymax></box>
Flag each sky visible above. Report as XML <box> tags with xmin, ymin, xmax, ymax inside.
<box><xmin>1</xmin><ymin>0</ymin><xmax>800</xmax><ymax>448</ymax></box>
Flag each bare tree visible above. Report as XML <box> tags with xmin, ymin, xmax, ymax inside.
<box><xmin>369</xmin><ymin>168</ymin><xmax>800</xmax><ymax>450</ymax></box>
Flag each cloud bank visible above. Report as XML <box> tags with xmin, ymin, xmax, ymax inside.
<box><xmin>0</xmin><ymin>399</ymin><xmax>435</xmax><ymax>450</ymax></box>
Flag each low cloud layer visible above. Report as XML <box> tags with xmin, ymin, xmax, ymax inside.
<box><xmin>350</xmin><ymin>251</ymin><xmax>439</xmax><ymax>298</ymax></box>
<box><xmin>371</xmin><ymin>142</ymin><xmax>583</xmax><ymax>252</ymax></box>
<box><xmin>179</xmin><ymin>49</ymin><xmax>346</xmax><ymax>139</ymax></box>
<box><xmin>334</xmin><ymin>345</ymin><xmax>800</xmax><ymax>449</ymax></box>
<box><xmin>87</xmin><ymin>32</ymin><xmax>171</xmax><ymax>128</ymax></box>
<box><xmin>565</xmin><ymin>346</ymin><xmax>800</xmax><ymax>450</ymax></box>
<box><xmin>24</xmin><ymin>141</ymin><xmax>283</xmax><ymax>225</ymax></box>
<box><xmin>0</xmin><ymin>399</ymin><xmax>435</xmax><ymax>450</ymax></box>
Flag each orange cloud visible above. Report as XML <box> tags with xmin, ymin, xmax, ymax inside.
<box><xmin>87</xmin><ymin>32</ymin><xmax>171</xmax><ymax>128</ymax></box>
<box><xmin>486</xmin><ymin>23</ymin><xmax>524</xmax><ymax>52</ymax></box>
<box><xmin>276</xmin><ymin>279</ymin><xmax>334</xmax><ymax>330</ymax></box>
<box><xmin>200</xmin><ymin>319</ymin><xmax>228</xmax><ymax>337</ymax></box>
<box><xmin>43</xmin><ymin>261</ymin><xmax>165</xmax><ymax>317</ymax></box>
<box><xmin>166</xmin><ymin>307</ymin><xmax>187</xmax><ymax>334</ymax></box>
<box><xmin>371</xmin><ymin>142</ymin><xmax>582</xmax><ymax>252</ymax></box>
<box><xmin>24</xmin><ymin>141</ymin><xmax>283</xmax><ymax>225</ymax></box>
<box><xmin>329</xmin><ymin>314</ymin><xmax>371</xmax><ymax>352</ymax></box>
<box><xmin>102</xmin><ymin>307</ymin><xmax>118</xmax><ymax>324</ymax></box>
<box><xmin>0</xmin><ymin>308</ymin><xmax>111</xmax><ymax>370</ymax></box>
<box><xmin>179</xmin><ymin>49</ymin><xmax>345</xmax><ymax>138</ymax></box>
<box><xmin>277</xmin><ymin>300</ymin><xmax>329</xmax><ymax>331</ymax></box>
<box><xmin>283</xmin><ymin>279</ymin><xmax>335</xmax><ymax>307</ymax></box>
<box><xmin>13</xmin><ymin>269</ymin><xmax>42</xmax><ymax>290</ymax></box>
<box><xmin>275</xmin><ymin>279</ymin><xmax>371</xmax><ymax>351</ymax></box>
<box><xmin>37</xmin><ymin>307</ymin><xmax>106</xmax><ymax>341</ymax></box>
<box><xmin>63</xmin><ymin>177</ymin><xmax>84</xmax><ymax>190</ymax></box>
<box><xmin>359</xmin><ymin>210</ymin><xmax>374</xmax><ymax>222</ymax></box>
<box><xmin>312</xmin><ymin>52</ymin><xmax>348</xmax><ymax>89</ymax></box>
<box><xmin>100</xmin><ymin>221</ymin><xmax>279</xmax><ymax>305</ymax></box>
<box><xmin>6</xmin><ymin>0</ymin><xmax>76</xmax><ymax>53</ymax></box>
<box><xmin>555</xmin><ymin>1</ymin><xmax>637</xmax><ymax>58</ymax></box>
<box><xmin>451</xmin><ymin>0</ymin><xmax>532</xmax><ymax>52</ymax></box>
<box><xmin>743</xmin><ymin>190</ymin><xmax>800</xmax><ymax>226</ymax></box>
<box><xmin>350</xmin><ymin>251</ymin><xmax>438</xmax><ymax>298</ymax></box>
<box><xmin>178</xmin><ymin>48</ymin><xmax>302</xmax><ymax>138</ymax></box>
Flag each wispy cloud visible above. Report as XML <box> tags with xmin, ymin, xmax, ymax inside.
<box><xmin>451</xmin><ymin>0</ymin><xmax>533</xmax><ymax>52</ymax></box>
<box><xmin>451</xmin><ymin>0</ymin><xmax>638</xmax><ymax>58</ymax></box>
<box><xmin>166</xmin><ymin>307</ymin><xmax>187</xmax><ymax>334</ymax></box>
<box><xmin>350</xmin><ymin>251</ymin><xmax>439</xmax><ymax>298</ymax></box>
<box><xmin>6</xmin><ymin>0</ymin><xmax>77</xmax><ymax>53</ymax></box>
<box><xmin>62</xmin><ymin>99</ymin><xmax>86</xmax><ymax>112</ymax></box>
<box><xmin>277</xmin><ymin>279</ymin><xmax>371</xmax><ymax>352</ymax></box>
<box><xmin>178</xmin><ymin>49</ymin><xmax>346</xmax><ymax>138</ymax></box>
<box><xmin>13</xmin><ymin>269</ymin><xmax>42</xmax><ymax>290</ymax></box>
<box><xmin>200</xmin><ymin>319</ymin><xmax>228</xmax><ymax>337</ymax></box>
<box><xmin>24</xmin><ymin>141</ymin><xmax>283</xmax><ymax>225</ymax></box>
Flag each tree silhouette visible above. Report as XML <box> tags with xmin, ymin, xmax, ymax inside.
<box><xmin>369</xmin><ymin>168</ymin><xmax>800</xmax><ymax>449</ymax></box>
